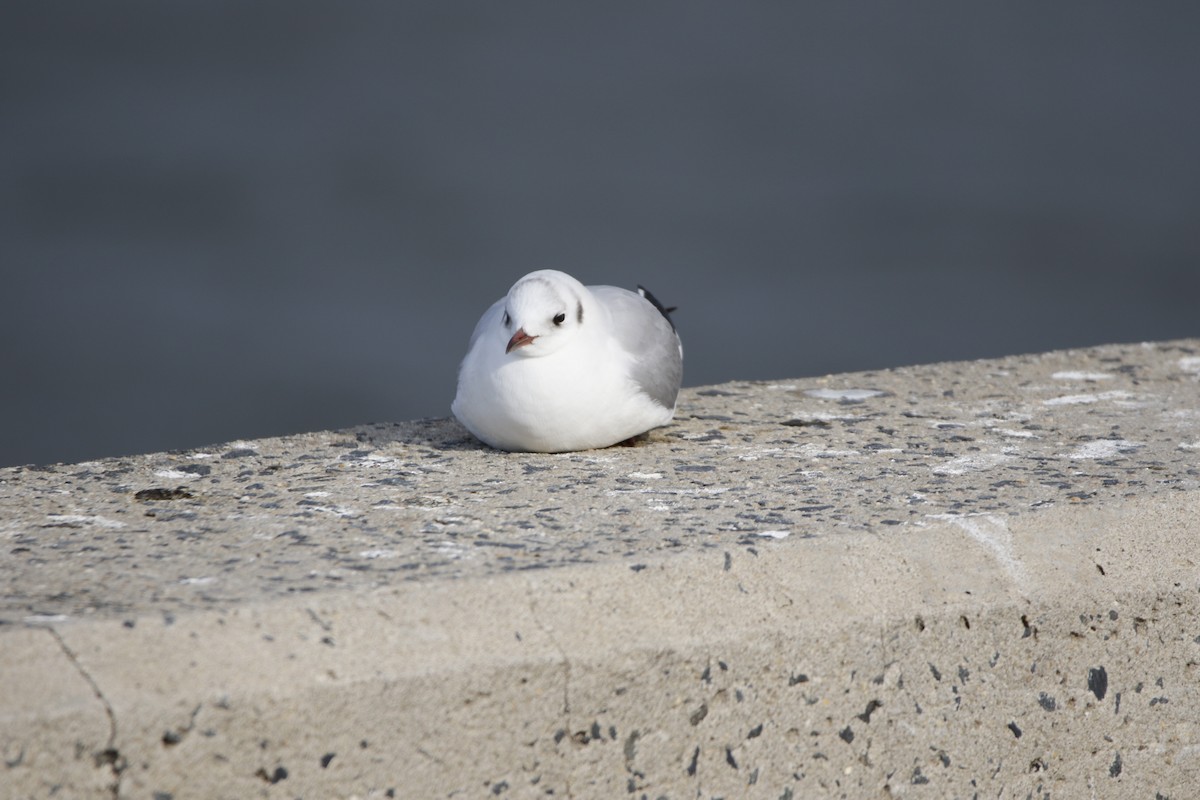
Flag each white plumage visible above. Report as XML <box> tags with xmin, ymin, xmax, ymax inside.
<box><xmin>452</xmin><ymin>270</ymin><xmax>683</xmax><ymax>452</ymax></box>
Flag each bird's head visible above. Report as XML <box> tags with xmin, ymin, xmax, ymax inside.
<box><xmin>500</xmin><ymin>270</ymin><xmax>587</xmax><ymax>357</ymax></box>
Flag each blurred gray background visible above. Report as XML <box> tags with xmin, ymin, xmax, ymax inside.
<box><xmin>3</xmin><ymin>2</ymin><xmax>1198</xmax><ymax>467</ymax></box>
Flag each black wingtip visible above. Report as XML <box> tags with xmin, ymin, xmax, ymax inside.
<box><xmin>637</xmin><ymin>284</ymin><xmax>677</xmax><ymax>331</ymax></box>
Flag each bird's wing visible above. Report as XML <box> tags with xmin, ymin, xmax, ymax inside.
<box><xmin>590</xmin><ymin>285</ymin><xmax>683</xmax><ymax>410</ymax></box>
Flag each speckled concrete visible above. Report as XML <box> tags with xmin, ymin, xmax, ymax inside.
<box><xmin>3</xmin><ymin>340</ymin><xmax>1199</xmax><ymax>798</ymax></box>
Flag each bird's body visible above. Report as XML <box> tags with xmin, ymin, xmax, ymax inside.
<box><xmin>452</xmin><ymin>270</ymin><xmax>682</xmax><ymax>452</ymax></box>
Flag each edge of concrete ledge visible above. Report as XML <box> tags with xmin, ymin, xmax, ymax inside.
<box><xmin>6</xmin><ymin>490</ymin><xmax>1198</xmax><ymax>797</ymax></box>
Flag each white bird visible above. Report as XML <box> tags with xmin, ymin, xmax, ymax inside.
<box><xmin>452</xmin><ymin>269</ymin><xmax>683</xmax><ymax>452</ymax></box>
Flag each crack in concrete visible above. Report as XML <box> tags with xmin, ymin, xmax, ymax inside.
<box><xmin>525</xmin><ymin>580</ymin><xmax>573</xmax><ymax>799</ymax></box>
<box><xmin>46</xmin><ymin>626</ymin><xmax>124</xmax><ymax>798</ymax></box>
<box><xmin>162</xmin><ymin>703</ymin><xmax>202</xmax><ymax>747</ymax></box>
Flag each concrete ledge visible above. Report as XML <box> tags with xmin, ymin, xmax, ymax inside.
<box><xmin>3</xmin><ymin>340</ymin><xmax>1199</xmax><ymax>798</ymax></box>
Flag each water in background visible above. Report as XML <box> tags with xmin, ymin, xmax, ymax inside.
<box><xmin>3</xmin><ymin>2</ymin><xmax>1198</xmax><ymax>467</ymax></box>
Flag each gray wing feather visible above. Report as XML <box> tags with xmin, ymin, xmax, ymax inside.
<box><xmin>590</xmin><ymin>285</ymin><xmax>683</xmax><ymax>409</ymax></box>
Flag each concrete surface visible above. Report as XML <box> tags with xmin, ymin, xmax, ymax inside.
<box><xmin>2</xmin><ymin>339</ymin><xmax>1199</xmax><ymax>799</ymax></box>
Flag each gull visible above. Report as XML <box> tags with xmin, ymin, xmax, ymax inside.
<box><xmin>452</xmin><ymin>269</ymin><xmax>683</xmax><ymax>452</ymax></box>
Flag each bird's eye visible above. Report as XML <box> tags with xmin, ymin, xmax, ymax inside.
<box><xmin>552</xmin><ymin>312</ymin><xmax>566</xmax><ymax>326</ymax></box>
<box><xmin>502</xmin><ymin>311</ymin><xmax>511</xmax><ymax>327</ymax></box>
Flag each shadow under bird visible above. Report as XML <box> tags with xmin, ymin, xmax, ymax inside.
<box><xmin>452</xmin><ymin>269</ymin><xmax>683</xmax><ymax>452</ymax></box>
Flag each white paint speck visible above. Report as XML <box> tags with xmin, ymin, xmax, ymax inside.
<box><xmin>46</xmin><ymin>514</ymin><xmax>126</xmax><ymax>529</ymax></box>
<box><xmin>307</xmin><ymin>505</ymin><xmax>359</xmax><ymax>518</ymax></box>
<box><xmin>1051</xmin><ymin>371</ymin><xmax>1114</xmax><ymax>381</ymax></box>
<box><xmin>1180</xmin><ymin>441</ymin><xmax>1200</xmax><ymax>451</ymax></box>
<box><xmin>679</xmin><ymin>431</ymin><xmax>723</xmax><ymax>441</ymax></box>
<box><xmin>755</xmin><ymin>530</ymin><xmax>791</xmax><ymax>539</ymax></box>
<box><xmin>932</xmin><ymin>452</ymin><xmax>1015</xmax><ymax>476</ymax></box>
<box><xmin>1043</xmin><ymin>391</ymin><xmax>1133</xmax><ymax>406</ymax></box>
<box><xmin>179</xmin><ymin>576</ymin><xmax>216</xmax><ymax>585</ymax></box>
<box><xmin>304</xmin><ymin>491</ymin><xmax>331</xmax><ymax>498</ymax></box>
<box><xmin>1113</xmin><ymin>399</ymin><xmax>1153</xmax><ymax>410</ymax></box>
<box><xmin>23</xmin><ymin>614</ymin><xmax>69</xmax><ymax>624</ymax></box>
<box><xmin>1064</xmin><ymin>439</ymin><xmax>1142</xmax><ymax>460</ymax></box>
<box><xmin>606</xmin><ymin>487</ymin><xmax>731</xmax><ymax>498</ymax></box>
<box><xmin>432</xmin><ymin>541</ymin><xmax>467</xmax><ymax>558</ymax></box>
<box><xmin>361</xmin><ymin>453</ymin><xmax>401</xmax><ymax>465</ymax></box>
<box><xmin>628</xmin><ymin>472</ymin><xmax>664</xmax><ymax>480</ymax></box>
<box><xmin>1178</xmin><ymin>357</ymin><xmax>1200</xmax><ymax>373</ymax></box>
<box><xmin>359</xmin><ymin>549</ymin><xmax>397</xmax><ymax>560</ymax></box>
<box><xmin>788</xmin><ymin>411</ymin><xmax>863</xmax><ymax>423</ymax></box>
<box><xmin>803</xmin><ymin>388</ymin><xmax>886</xmax><ymax>401</ymax></box>
<box><xmin>154</xmin><ymin>469</ymin><xmax>199</xmax><ymax>480</ymax></box>
<box><xmin>996</xmin><ymin>428</ymin><xmax>1038</xmax><ymax>439</ymax></box>
<box><xmin>567</xmin><ymin>454</ymin><xmax>618</xmax><ymax>465</ymax></box>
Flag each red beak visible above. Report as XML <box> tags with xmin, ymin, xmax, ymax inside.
<box><xmin>506</xmin><ymin>327</ymin><xmax>537</xmax><ymax>354</ymax></box>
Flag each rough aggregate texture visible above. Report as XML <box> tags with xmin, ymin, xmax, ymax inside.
<box><xmin>2</xmin><ymin>339</ymin><xmax>1199</xmax><ymax>799</ymax></box>
<box><xmin>3</xmin><ymin>340</ymin><xmax>1198</xmax><ymax>624</ymax></box>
